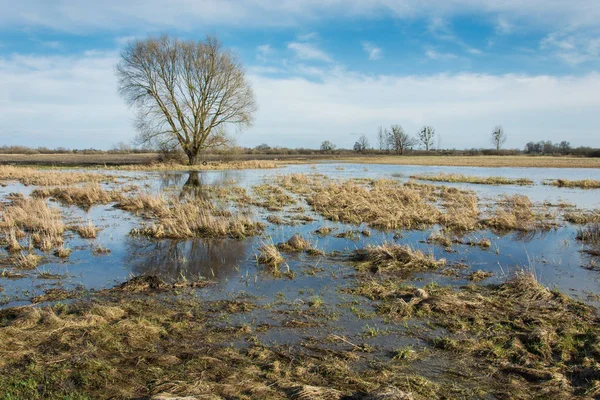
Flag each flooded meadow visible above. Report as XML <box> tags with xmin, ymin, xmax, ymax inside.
<box><xmin>1</xmin><ymin>162</ymin><xmax>600</xmax><ymax>399</ymax></box>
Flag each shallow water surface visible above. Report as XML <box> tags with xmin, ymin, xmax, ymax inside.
<box><xmin>1</xmin><ymin>162</ymin><xmax>599</xmax><ymax>310</ymax></box>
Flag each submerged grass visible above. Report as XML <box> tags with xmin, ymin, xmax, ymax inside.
<box><xmin>410</xmin><ymin>173</ymin><xmax>533</xmax><ymax>186</ymax></box>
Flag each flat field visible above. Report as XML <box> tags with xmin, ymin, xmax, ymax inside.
<box><xmin>0</xmin><ymin>162</ymin><xmax>599</xmax><ymax>399</ymax></box>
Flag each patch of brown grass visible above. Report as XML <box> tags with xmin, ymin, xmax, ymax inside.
<box><xmin>564</xmin><ymin>210</ymin><xmax>600</xmax><ymax>224</ymax></box>
<box><xmin>115</xmin><ymin>160</ymin><xmax>281</xmax><ymax>171</ymax></box>
<box><xmin>411</xmin><ymin>173</ymin><xmax>533</xmax><ymax>186</ymax></box>
<box><xmin>72</xmin><ymin>221</ymin><xmax>97</xmax><ymax>239</ymax></box>
<box><xmin>576</xmin><ymin>223</ymin><xmax>600</xmax><ymax>244</ymax></box>
<box><xmin>352</xmin><ymin>243</ymin><xmax>446</xmax><ymax>273</ymax></box>
<box><xmin>14</xmin><ymin>252</ymin><xmax>42</xmax><ymax>269</ymax></box>
<box><xmin>252</xmin><ymin>184</ymin><xmax>295</xmax><ymax>211</ymax></box>
<box><xmin>276</xmin><ymin>235</ymin><xmax>313</xmax><ymax>252</ymax></box>
<box><xmin>257</xmin><ymin>242</ymin><xmax>285</xmax><ymax>270</ymax></box>
<box><xmin>0</xmin><ymin>165</ymin><xmax>115</xmax><ymax>186</ymax></box>
<box><xmin>483</xmin><ymin>195</ymin><xmax>537</xmax><ymax>231</ymax></box>
<box><xmin>336</xmin><ymin>155</ymin><xmax>600</xmax><ymax>169</ymax></box>
<box><xmin>32</xmin><ymin>183</ymin><xmax>121</xmax><ymax>207</ymax></box>
<box><xmin>123</xmin><ymin>194</ymin><xmax>263</xmax><ymax>239</ymax></box>
<box><xmin>545</xmin><ymin>179</ymin><xmax>600</xmax><ymax>189</ymax></box>
<box><xmin>0</xmin><ymin>197</ymin><xmax>65</xmax><ymax>251</ymax></box>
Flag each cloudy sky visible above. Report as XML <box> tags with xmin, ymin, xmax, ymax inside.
<box><xmin>1</xmin><ymin>0</ymin><xmax>599</xmax><ymax>150</ymax></box>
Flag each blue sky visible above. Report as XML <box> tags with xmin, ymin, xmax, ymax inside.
<box><xmin>1</xmin><ymin>0</ymin><xmax>599</xmax><ymax>150</ymax></box>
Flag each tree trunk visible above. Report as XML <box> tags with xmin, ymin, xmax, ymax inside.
<box><xmin>187</xmin><ymin>151</ymin><xmax>198</xmax><ymax>165</ymax></box>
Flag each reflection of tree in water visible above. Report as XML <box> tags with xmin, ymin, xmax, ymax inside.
<box><xmin>158</xmin><ymin>170</ymin><xmax>245</xmax><ymax>199</ymax></box>
<box><xmin>126</xmin><ymin>237</ymin><xmax>250</xmax><ymax>281</ymax></box>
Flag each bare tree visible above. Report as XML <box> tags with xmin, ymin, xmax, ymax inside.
<box><xmin>491</xmin><ymin>125</ymin><xmax>506</xmax><ymax>151</ymax></box>
<box><xmin>418</xmin><ymin>126</ymin><xmax>435</xmax><ymax>151</ymax></box>
<box><xmin>320</xmin><ymin>140</ymin><xmax>336</xmax><ymax>153</ymax></box>
<box><xmin>117</xmin><ymin>35</ymin><xmax>257</xmax><ymax>165</ymax></box>
<box><xmin>357</xmin><ymin>135</ymin><xmax>369</xmax><ymax>152</ymax></box>
<box><xmin>388</xmin><ymin>125</ymin><xmax>416</xmax><ymax>155</ymax></box>
<box><xmin>377</xmin><ymin>126</ymin><xmax>387</xmax><ymax>151</ymax></box>
<box><xmin>559</xmin><ymin>140</ymin><xmax>571</xmax><ymax>154</ymax></box>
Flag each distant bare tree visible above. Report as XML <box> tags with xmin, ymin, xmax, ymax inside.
<box><xmin>117</xmin><ymin>35</ymin><xmax>257</xmax><ymax>165</ymax></box>
<box><xmin>418</xmin><ymin>126</ymin><xmax>435</xmax><ymax>151</ymax></box>
<box><xmin>320</xmin><ymin>140</ymin><xmax>336</xmax><ymax>153</ymax></box>
<box><xmin>559</xmin><ymin>141</ymin><xmax>571</xmax><ymax>154</ymax></box>
<box><xmin>491</xmin><ymin>125</ymin><xmax>506</xmax><ymax>151</ymax></box>
<box><xmin>377</xmin><ymin>126</ymin><xmax>387</xmax><ymax>151</ymax></box>
<box><xmin>356</xmin><ymin>135</ymin><xmax>369</xmax><ymax>152</ymax></box>
<box><xmin>388</xmin><ymin>125</ymin><xmax>416</xmax><ymax>155</ymax></box>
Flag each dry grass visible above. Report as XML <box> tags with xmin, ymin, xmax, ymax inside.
<box><xmin>72</xmin><ymin>221</ymin><xmax>98</xmax><ymax>239</ymax></box>
<box><xmin>256</xmin><ymin>242</ymin><xmax>285</xmax><ymax>270</ymax></box>
<box><xmin>124</xmin><ymin>193</ymin><xmax>263</xmax><ymax>239</ymax></box>
<box><xmin>115</xmin><ymin>160</ymin><xmax>281</xmax><ymax>171</ymax></box>
<box><xmin>53</xmin><ymin>246</ymin><xmax>72</xmax><ymax>258</ymax></box>
<box><xmin>352</xmin><ymin>243</ymin><xmax>446</xmax><ymax>273</ymax></box>
<box><xmin>0</xmin><ymin>197</ymin><xmax>65</xmax><ymax>251</ymax></box>
<box><xmin>307</xmin><ymin>178</ymin><xmax>479</xmax><ymax>231</ymax></box>
<box><xmin>32</xmin><ymin>183</ymin><xmax>121</xmax><ymax>207</ymax></box>
<box><xmin>410</xmin><ymin>173</ymin><xmax>533</xmax><ymax>186</ymax></box>
<box><xmin>467</xmin><ymin>269</ymin><xmax>493</xmax><ymax>282</ymax></box>
<box><xmin>337</xmin><ymin>155</ymin><xmax>600</xmax><ymax>168</ymax></box>
<box><xmin>576</xmin><ymin>223</ymin><xmax>600</xmax><ymax>244</ymax></box>
<box><xmin>544</xmin><ymin>179</ymin><xmax>600</xmax><ymax>189</ymax></box>
<box><xmin>276</xmin><ymin>235</ymin><xmax>313</xmax><ymax>252</ymax></box>
<box><xmin>314</xmin><ymin>226</ymin><xmax>332</xmax><ymax>236</ymax></box>
<box><xmin>350</xmin><ymin>271</ymin><xmax>600</xmax><ymax>397</ymax></box>
<box><xmin>0</xmin><ymin>271</ymin><xmax>598</xmax><ymax>399</ymax></box>
<box><xmin>0</xmin><ymin>165</ymin><xmax>115</xmax><ymax>186</ymax></box>
<box><xmin>483</xmin><ymin>195</ymin><xmax>537</xmax><ymax>231</ymax></box>
<box><xmin>14</xmin><ymin>252</ymin><xmax>42</xmax><ymax>269</ymax></box>
<box><xmin>564</xmin><ymin>210</ymin><xmax>600</xmax><ymax>224</ymax></box>
<box><xmin>252</xmin><ymin>184</ymin><xmax>295</xmax><ymax>211</ymax></box>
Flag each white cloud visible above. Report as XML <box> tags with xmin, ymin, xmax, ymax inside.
<box><xmin>541</xmin><ymin>32</ymin><xmax>600</xmax><ymax>65</ymax></box>
<box><xmin>287</xmin><ymin>42</ymin><xmax>332</xmax><ymax>62</ymax></box>
<box><xmin>425</xmin><ymin>50</ymin><xmax>458</xmax><ymax>61</ymax></box>
<box><xmin>256</xmin><ymin>44</ymin><xmax>273</xmax><ymax>61</ymax></box>
<box><xmin>427</xmin><ymin>17</ymin><xmax>482</xmax><ymax>56</ymax></box>
<box><xmin>2</xmin><ymin>1</ymin><xmax>599</xmax><ymax>32</ymax></box>
<box><xmin>495</xmin><ymin>17</ymin><xmax>513</xmax><ymax>35</ymax></box>
<box><xmin>0</xmin><ymin>51</ymin><xmax>130</xmax><ymax>148</ymax></box>
<box><xmin>297</xmin><ymin>32</ymin><xmax>319</xmax><ymax>41</ymax></box>
<box><xmin>362</xmin><ymin>41</ymin><xmax>382</xmax><ymax>60</ymax></box>
<box><xmin>2</xmin><ymin>51</ymin><xmax>599</xmax><ymax>150</ymax></box>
